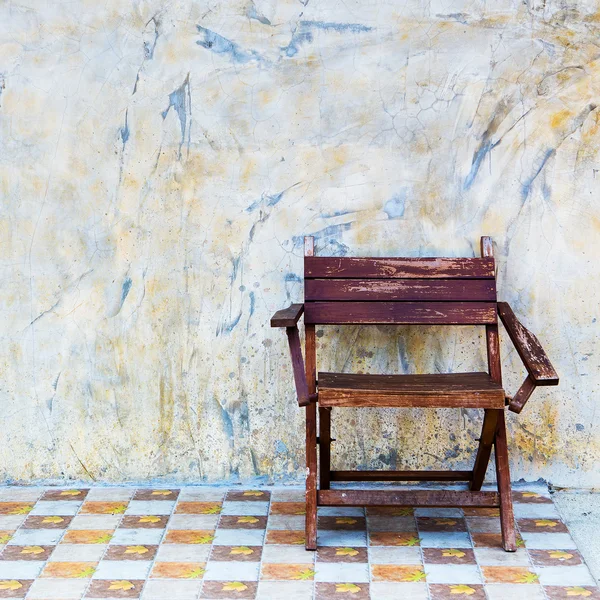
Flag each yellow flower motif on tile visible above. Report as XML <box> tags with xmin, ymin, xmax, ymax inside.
<box><xmin>335</xmin><ymin>518</ymin><xmax>357</xmax><ymax>525</ymax></box>
<box><xmin>449</xmin><ymin>584</ymin><xmax>477</xmax><ymax>595</ymax></box>
<box><xmin>230</xmin><ymin>546</ymin><xmax>254</xmax><ymax>555</ymax></box>
<box><xmin>393</xmin><ymin>508</ymin><xmax>413</xmax><ymax>516</ymax></box>
<box><xmin>516</xmin><ymin>538</ymin><xmax>525</xmax><ymax>548</ymax></box>
<box><xmin>139</xmin><ymin>515</ymin><xmax>161</xmax><ymax>523</ymax></box>
<box><xmin>566</xmin><ymin>587</ymin><xmax>593</xmax><ymax>597</ymax></box>
<box><xmin>522</xmin><ymin>492</ymin><xmax>541</xmax><ymax>498</ymax></box>
<box><xmin>335</xmin><ymin>583</ymin><xmax>362</xmax><ymax>593</ymax></box>
<box><xmin>0</xmin><ymin>533</ymin><xmax>12</xmax><ymax>544</ymax></box>
<box><xmin>9</xmin><ymin>505</ymin><xmax>32</xmax><ymax>515</ymax></box>
<box><xmin>60</xmin><ymin>490</ymin><xmax>81</xmax><ymax>496</ymax></box>
<box><xmin>112</xmin><ymin>504</ymin><xmax>128</xmax><ymax>514</ymax></box>
<box><xmin>42</xmin><ymin>516</ymin><xmax>64</xmax><ymax>524</ymax></box>
<box><xmin>192</xmin><ymin>533</ymin><xmax>214</xmax><ymax>544</ymax></box>
<box><xmin>201</xmin><ymin>504</ymin><xmax>222</xmax><ymax>514</ymax></box>
<box><xmin>336</xmin><ymin>547</ymin><xmax>359</xmax><ymax>556</ymax></box>
<box><xmin>403</xmin><ymin>570</ymin><xmax>426</xmax><ymax>582</ymax></box>
<box><xmin>549</xmin><ymin>550</ymin><xmax>574</xmax><ymax>560</ymax></box>
<box><xmin>0</xmin><ymin>581</ymin><xmax>22</xmax><ymax>590</ymax></box>
<box><xmin>435</xmin><ymin>519</ymin><xmax>457</xmax><ymax>526</ymax></box>
<box><xmin>515</xmin><ymin>572</ymin><xmax>539</xmax><ymax>584</ymax></box>
<box><xmin>222</xmin><ymin>582</ymin><xmax>248</xmax><ymax>591</ymax></box>
<box><xmin>185</xmin><ymin>567</ymin><xmax>205</xmax><ymax>579</ymax></box>
<box><xmin>21</xmin><ymin>546</ymin><xmax>45</xmax><ymax>554</ymax></box>
<box><xmin>534</xmin><ymin>519</ymin><xmax>558</xmax><ymax>528</ymax></box>
<box><xmin>151</xmin><ymin>490</ymin><xmax>172</xmax><ymax>496</ymax></box>
<box><xmin>125</xmin><ymin>545</ymin><xmax>149</xmax><ymax>555</ymax></box>
<box><xmin>108</xmin><ymin>580</ymin><xmax>135</xmax><ymax>591</ymax></box>
<box><xmin>294</xmin><ymin>568</ymin><xmax>316</xmax><ymax>581</ymax></box>
<box><xmin>243</xmin><ymin>491</ymin><xmax>264</xmax><ymax>497</ymax></box>
<box><xmin>400</xmin><ymin>536</ymin><xmax>420</xmax><ymax>547</ymax></box>
<box><xmin>442</xmin><ymin>549</ymin><xmax>466</xmax><ymax>558</ymax></box>
<box><xmin>237</xmin><ymin>516</ymin><xmax>259</xmax><ymax>524</ymax></box>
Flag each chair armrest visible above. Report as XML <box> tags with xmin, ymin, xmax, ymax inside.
<box><xmin>497</xmin><ymin>301</ymin><xmax>559</xmax><ymax>414</ymax></box>
<box><xmin>497</xmin><ymin>302</ymin><xmax>559</xmax><ymax>385</ymax></box>
<box><xmin>285</xmin><ymin>326</ymin><xmax>313</xmax><ymax>407</ymax></box>
<box><xmin>271</xmin><ymin>304</ymin><xmax>304</xmax><ymax>327</ymax></box>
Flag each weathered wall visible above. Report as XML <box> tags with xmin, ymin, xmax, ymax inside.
<box><xmin>0</xmin><ymin>0</ymin><xmax>599</xmax><ymax>486</ymax></box>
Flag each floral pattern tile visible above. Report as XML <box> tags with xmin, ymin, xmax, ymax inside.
<box><xmin>0</xmin><ymin>485</ymin><xmax>593</xmax><ymax>599</ymax></box>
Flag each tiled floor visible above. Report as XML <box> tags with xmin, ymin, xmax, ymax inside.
<box><xmin>0</xmin><ymin>485</ymin><xmax>596</xmax><ymax>599</ymax></box>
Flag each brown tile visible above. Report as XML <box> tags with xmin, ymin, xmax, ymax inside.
<box><xmin>513</xmin><ymin>491</ymin><xmax>553</xmax><ymax>504</ymax></box>
<box><xmin>422</xmin><ymin>548</ymin><xmax>476</xmax><ymax>564</ymax></box>
<box><xmin>218</xmin><ymin>515</ymin><xmax>267</xmax><ymax>529</ymax></box>
<box><xmin>133</xmin><ymin>489</ymin><xmax>180</xmax><ymax>501</ymax></box>
<box><xmin>265</xmin><ymin>530</ymin><xmax>305</xmax><ymax>545</ymax></box>
<box><xmin>80</xmin><ymin>501</ymin><xmax>128</xmax><ymax>515</ymax></box>
<box><xmin>261</xmin><ymin>563</ymin><xmax>315</xmax><ymax>580</ymax></box>
<box><xmin>41</xmin><ymin>489</ymin><xmax>89</xmax><ymax>501</ymax></box>
<box><xmin>528</xmin><ymin>549</ymin><xmax>583</xmax><ymax>566</ymax></box>
<box><xmin>86</xmin><ymin>579</ymin><xmax>144</xmax><ymax>598</ymax></box>
<box><xmin>151</xmin><ymin>562</ymin><xmax>205</xmax><ymax>578</ymax></box>
<box><xmin>22</xmin><ymin>515</ymin><xmax>72</xmax><ymax>529</ymax></box>
<box><xmin>175</xmin><ymin>502</ymin><xmax>222</xmax><ymax>515</ymax></box>
<box><xmin>225</xmin><ymin>490</ymin><xmax>271</xmax><ymax>502</ymax></box>
<box><xmin>369</xmin><ymin>532</ymin><xmax>421</xmax><ymax>546</ymax></box>
<box><xmin>463</xmin><ymin>507</ymin><xmax>500</xmax><ymax>517</ymax></box>
<box><xmin>372</xmin><ymin>564</ymin><xmax>426</xmax><ymax>582</ymax></box>
<box><xmin>200</xmin><ymin>581</ymin><xmax>258</xmax><ymax>598</ymax></box>
<box><xmin>316</xmin><ymin>546</ymin><xmax>368</xmax><ymax>563</ymax></box>
<box><xmin>543</xmin><ymin>586</ymin><xmax>600</xmax><ymax>599</ymax></box>
<box><xmin>471</xmin><ymin>532</ymin><xmax>524</xmax><ymax>548</ymax></box>
<box><xmin>163</xmin><ymin>529</ymin><xmax>215</xmax><ymax>544</ymax></box>
<box><xmin>119</xmin><ymin>515</ymin><xmax>169</xmax><ymax>529</ymax></box>
<box><xmin>315</xmin><ymin>582</ymin><xmax>369</xmax><ymax>599</ymax></box>
<box><xmin>104</xmin><ymin>544</ymin><xmax>158</xmax><ymax>560</ymax></box>
<box><xmin>318</xmin><ymin>516</ymin><xmax>366</xmax><ymax>531</ymax></box>
<box><xmin>417</xmin><ymin>517</ymin><xmax>467</xmax><ymax>532</ymax></box>
<box><xmin>0</xmin><ymin>545</ymin><xmax>53</xmax><ymax>561</ymax></box>
<box><xmin>517</xmin><ymin>518</ymin><xmax>568</xmax><ymax>533</ymax></box>
<box><xmin>366</xmin><ymin>506</ymin><xmax>413</xmax><ymax>517</ymax></box>
<box><xmin>40</xmin><ymin>561</ymin><xmax>97</xmax><ymax>578</ymax></box>
<box><xmin>210</xmin><ymin>545</ymin><xmax>262</xmax><ymax>561</ymax></box>
<box><xmin>0</xmin><ymin>579</ymin><xmax>32</xmax><ymax>598</ymax></box>
<box><xmin>0</xmin><ymin>504</ymin><xmax>33</xmax><ymax>516</ymax></box>
<box><xmin>62</xmin><ymin>530</ymin><xmax>113</xmax><ymax>544</ymax></box>
<box><xmin>270</xmin><ymin>502</ymin><xmax>305</xmax><ymax>515</ymax></box>
<box><xmin>481</xmin><ymin>566</ymin><xmax>540</xmax><ymax>584</ymax></box>
<box><xmin>0</xmin><ymin>532</ymin><xmax>13</xmax><ymax>545</ymax></box>
<box><xmin>429</xmin><ymin>584</ymin><xmax>486</xmax><ymax>599</ymax></box>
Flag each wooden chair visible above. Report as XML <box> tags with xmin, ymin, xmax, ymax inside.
<box><xmin>271</xmin><ymin>236</ymin><xmax>558</xmax><ymax>552</ymax></box>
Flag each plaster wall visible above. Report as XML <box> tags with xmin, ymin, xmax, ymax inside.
<box><xmin>0</xmin><ymin>0</ymin><xmax>599</xmax><ymax>486</ymax></box>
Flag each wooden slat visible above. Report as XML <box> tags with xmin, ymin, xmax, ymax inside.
<box><xmin>285</xmin><ymin>327</ymin><xmax>310</xmax><ymax>407</ymax></box>
<box><xmin>318</xmin><ymin>489</ymin><xmax>500</xmax><ymax>507</ymax></box>
<box><xmin>305</xmin><ymin>279</ymin><xmax>496</xmax><ymax>301</ymax></box>
<box><xmin>497</xmin><ymin>302</ymin><xmax>558</xmax><ymax>385</ymax></box>
<box><xmin>271</xmin><ymin>303</ymin><xmax>304</xmax><ymax>327</ymax></box>
<box><xmin>304</xmin><ymin>301</ymin><xmax>497</xmax><ymax>325</ymax></box>
<box><xmin>318</xmin><ymin>372</ymin><xmax>505</xmax><ymax>408</ymax></box>
<box><xmin>319</xmin><ymin>407</ymin><xmax>331</xmax><ymax>490</ymax></box>
<box><xmin>330</xmin><ymin>470</ymin><xmax>473</xmax><ymax>482</ymax></box>
<box><xmin>495</xmin><ymin>410</ymin><xmax>517</xmax><ymax>551</ymax></box>
<box><xmin>305</xmin><ymin>256</ymin><xmax>495</xmax><ymax>279</ymax></box>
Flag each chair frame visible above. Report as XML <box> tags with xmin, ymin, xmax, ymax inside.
<box><xmin>271</xmin><ymin>236</ymin><xmax>558</xmax><ymax>552</ymax></box>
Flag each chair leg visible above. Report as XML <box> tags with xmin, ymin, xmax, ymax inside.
<box><xmin>495</xmin><ymin>410</ymin><xmax>517</xmax><ymax>551</ymax></box>
<box><xmin>306</xmin><ymin>402</ymin><xmax>318</xmax><ymax>551</ymax></box>
<box><xmin>470</xmin><ymin>409</ymin><xmax>499</xmax><ymax>491</ymax></box>
<box><xmin>319</xmin><ymin>407</ymin><xmax>331</xmax><ymax>490</ymax></box>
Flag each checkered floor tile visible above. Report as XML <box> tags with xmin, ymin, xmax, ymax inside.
<box><xmin>0</xmin><ymin>485</ymin><xmax>596</xmax><ymax>598</ymax></box>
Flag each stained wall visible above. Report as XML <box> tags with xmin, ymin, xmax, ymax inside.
<box><xmin>1</xmin><ymin>0</ymin><xmax>599</xmax><ymax>486</ymax></box>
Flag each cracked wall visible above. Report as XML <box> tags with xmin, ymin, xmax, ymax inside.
<box><xmin>0</xmin><ymin>0</ymin><xmax>599</xmax><ymax>486</ymax></box>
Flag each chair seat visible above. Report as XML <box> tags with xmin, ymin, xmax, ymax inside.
<box><xmin>317</xmin><ymin>372</ymin><xmax>505</xmax><ymax>408</ymax></box>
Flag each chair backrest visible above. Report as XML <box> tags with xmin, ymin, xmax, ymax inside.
<box><xmin>303</xmin><ymin>239</ymin><xmax>497</xmax><ymax>326</ymax></box>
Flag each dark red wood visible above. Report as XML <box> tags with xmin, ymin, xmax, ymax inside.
<box><xmin>304</xmin><ymin>301</ymin><xmax>497</xmax><ymax>325</ymax></box>
<box><xmin>470</xmin><ymin>409</ymin><xmax>499</xmax><ymax>491</ymax></box>
<box><xmin>305</xmin><ymin>256</ymin><xmax>495</xmax><ymax>279</ymax></box>
<box><xmin>271</xmin><ymin>303</ymin><xmax>304</xmax><ymax>327</ymax></box>
<box><xmin>304</xmin><ymin>236</ymin><xmax>318</xmax><ymax>551</ymax></box>
<box><xmin>508</xmin><ymin>375</ymin><xmax>536</xmax><ymax>414</ymax></box>
<box><xmin>305</xmin><ymin>278</ymin><xmax>496</xmax><ymax>301</ymax></box>
<box><xmin>330</xmin><ymin>470</ymin><xmax>473</xmax><ymax>482</ymax></box>
<box><xmin>495</xmin><ymin>410</ymin><xmax>517</xmax><ymax>551</ymax></box>
<box><xmin>497</xmin><ymin>302</ymin><xmax>558</xmax><ymax>385</ymax></box>
<box><xmin>318</xmin><ymin>489</ymin><xmax>500</xmax><ymax>507</ymax></box>
<box><xmin>285</xmin><ymin>326</ymin><xmax>310</xmax><ymax>407</ymax></box>
<box><xmin>319</xmin><ymin>407</ymin><xmax>331</xmax><ymax>490</ymax></box>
